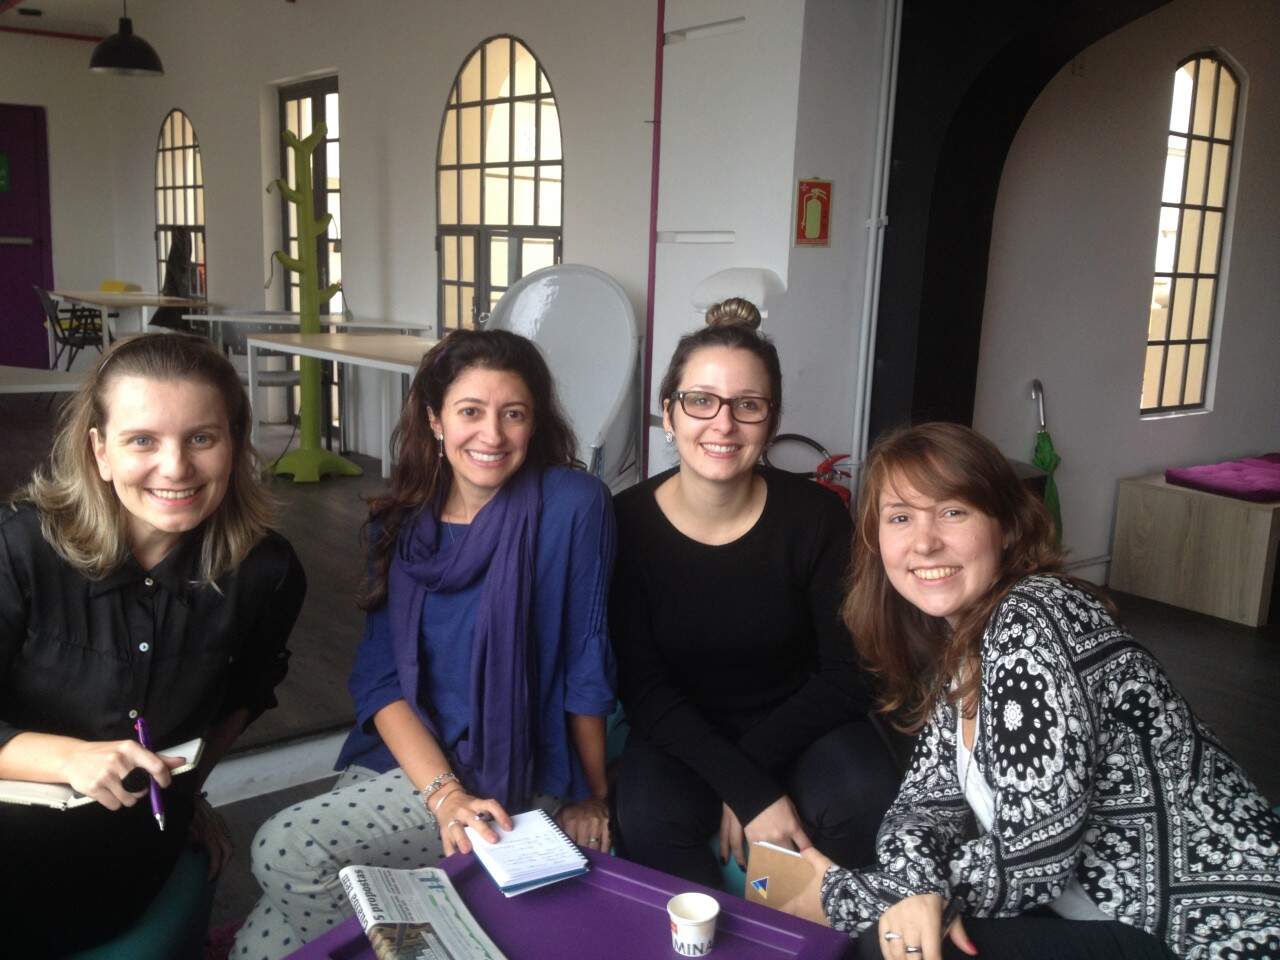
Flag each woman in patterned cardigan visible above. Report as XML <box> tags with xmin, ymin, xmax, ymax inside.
<box><xmin>781</xmin><ymin>423</ymin><xmax>1280</xmax><ymax>960</ymax></box>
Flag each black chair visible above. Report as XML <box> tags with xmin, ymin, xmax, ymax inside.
<box><xmin>34</xmin><ymin>287</ymin><xmax>103</xmax><ymax>371</ymax></box>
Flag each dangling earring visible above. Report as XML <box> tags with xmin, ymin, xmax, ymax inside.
<box><xmin>664</xmin><ymin>431</ymin><xmax>673</xmax><ymax>444</ymax></box>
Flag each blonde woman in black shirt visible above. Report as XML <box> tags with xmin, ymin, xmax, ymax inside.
<box><xmin>0</xmin><ymin>333</ymin><xmax>305</xmax><ymax>954</ymax></box>
<box><xmin>610</xmin><ymin>301</ymin><xmax>899</xmax><ymax>887</ymax></box>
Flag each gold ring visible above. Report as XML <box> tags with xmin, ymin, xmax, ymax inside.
<box><xmin>445</xmin><ymin>818</ymin><xmax>464</xmax><ymax>831</ymax></box>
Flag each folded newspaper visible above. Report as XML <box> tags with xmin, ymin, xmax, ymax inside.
<box><xmin>339</xmin><ymin>865</ymin><xmax>508</xmax><ymax>960</ymax></box>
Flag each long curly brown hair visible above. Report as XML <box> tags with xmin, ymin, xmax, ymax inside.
<box><xmin>359</xmin><ymin>328</ymin><xmax>579</xmax><ymax>610</ymax></box>
<box><xmin>843</xmin><ymin>422</ymin><xmax>1105</xmax><ymax>732</ymax></box>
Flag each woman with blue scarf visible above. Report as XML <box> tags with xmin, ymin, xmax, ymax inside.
<box><xmin>236</xmin><ymin>330</ymin><xmax>616</xmax><ymax>959</ymax></box>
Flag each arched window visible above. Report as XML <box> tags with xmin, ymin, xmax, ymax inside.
<box><xmin>154</xmin><ymin>109</ymin><xmax>206</xmax><ymax>294</ymax></box>
<box><xmin>436</xmin><ymin>36</ymin><xmax>563</xmax><ymax>330</ymax></box>
<box><xmin>1140</xmin><ymin>53</ymin><xmax>1240</xmax><ymax>413</ymax></box>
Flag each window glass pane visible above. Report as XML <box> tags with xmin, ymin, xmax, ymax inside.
<box><xmin>539</xmin><ymin>100</ymin><xmax>561</xmax><ymax>160</ymax></box>
<box><xmin>441</xmin><ymin>109</ymin><xmax>458</xmax><ymax>166</ymax></box>
<box><xmin>538</xmin><ymin>70</ymin><xmax>551</xmax><ymax>95</ymax></box>
<box><xmin>1191</xmin><ymin>61</ymin><xmax>1214</xmax><ymax>137</ymax></box>
<box><xmin>155</xmin><ymin>153</ymin><xmax>163</xmax><ymax>189</ymax></box>
<box><xmin>1141</xmin><ymin>347</ymin><xmax>1164</xmax><ymax>410</ymax></box>
<box><xmin>460</xmin><ymin>285</ymin><xmax>475</xmax><ymax>330</ymax></box>
<box><xmin>1161</xmin><ymin>344</ymin><xmax>1187</xmax><ymax>407</ymax></box>
<box><xmin>485</xmin><ymin>38</ymin><xmax>511</xmax><ymax>100</ymax></box>
<box><xmin>195</xmin><ymin>151</ymin><xmax>202</xmax><ymax>185</ymax></box>
<box><xmin>460</xmin><ymin>107</ymin><xmax>481</xmax><ymax>165</ymax></box>
<box><xmin>286</xmin><ymin>145</ymin><xmax>297</xmax><ymax>189</ymax></box>
<box><xmin>461</xmin><ymin>235</ymin><xmax>475</xmax><ymax>282</ymax></box>
<box><xmin>1191</xmin><ymin>279</ymin><xmax>1215</xmax><ymax>339</ymax></box>
<box><xmin>1170</xmin><ymin>64</ymin><xmax>1193</xmax><ymax>133</ymax></box>
<box><xmin>485</xmin><ymin>104</ymin><xmax>510</xmax><ymax>163</ymax></box>
<box><xmin>325</xmin><ymin>92</ymin><xmax>340</xmax><ymax>137</ymax></box>
<box><xmin>288</xmin><ymin>202</ymin><xmax>298</xmax><ymax>238</ymax></box>
<box><xmin>1147</xmin><ymin>279</ymin><xmax>1169</xmax><ymax>340</ymax></box>
<box><xmin>186</xmin><ymin>188</ymin><xmax>198</xmax><ymax>225</ymax></box>
<box><xmin>439</xmin><ymin>170</ymin><xmax>458</xmax><ymax>224</ymax></box>
<box><xmin>300</xmin><ymin>98</ymin><xmax>313</xmax><ymax>138</ymax></box>
<box><xmin>326</xmin><ymin>142</ymin><xmax>341</xmax><ymax>188</ymax></box>
<box><xmin>539</xmin><ymin>165</ymin><xmax>562</xmax><ymax>227</ymax></box>
<box><xmin>444</xmin><ymin>283</ymin><xmax>459</xmax><ymax>328</ymax></box>
<box><xmin>1168</xmin><ymin>277</ymin><xmax>1193</xmax><ymax>340</ymax></box>
<box><xmin>442</xmin><ymin>235</ymin><xmax>458</xmax><ymax>280</ymax></box>
<box><xmin>1175</xmin><ymin>209</ymin><xmax>1201</xmax><ymax>274</ymax></box>
<box><xmin>513</xmin><ymin>166</ymin><xmax>535</xmax><ymax>225</ymax></box>
<box><xmin>484</xmin><ymin>169</ymin><xmax>510</xmax><ymax>225</ymax></box>
<box><xmin>328</xmin><ymin>196</ymin><xmax>341</xmax><ymax>239</ymax></box>
<box><xmin>287</xmin><ymin>100</ymin><xmax>299</xmax><ymax>136</ymax></box>
<box><xmin>1184</xmin><ymin>344</ymin><xmax>1207</xmax><ymax>405</ymax></box>
<box><xmin>329</xmin><ymin>246</ymin><xmax>342</xmax><ymax>283</ymax></box>
<box><xmin>173</xmin><ymin>150</ymin><xmax>185</xmax><ymax>187</ymax></box>
<box><xmin>155</xmin><ymin>190</ymin><xmax>163</xmax><ymax>224</ymax></box>
<box><xmin>288</xmin><ymin>238</ymin><xmax>299</xmax><ymax>260</ymax></box>
<box><xmin>1214</xmin><ymin>69</ymin><xmax>1236</xmax><ymax>139</ymax></box>
<box><xmin>512</xmin><ymin>101</ymin><xmax>537</xmax><ymax>161</ymax></box>
<box><xmin>490</xmin><ymin>236</ymin><xmax>509</xmax><ymax>288</ymax></box>
<box><xmin>176</xmin><ymin>188</ymin><xmax>185</xmax><ymax>224</ymax></box>
<box><xmin>1199</xmin><ymin>210</ymin><xmax>1222</xmax><ymax>274</ymax></box>
<box><xmin>514</xmin><ymin>43</ymin><xmax>537</xmax><ymax>96</ymax></box>
<box><xmin>522</xmin><ymin>237</ymin><xmax>555</xmax><ymax>275</ymax></box>
<box><xmin>1182</xmin><ymin>139</ymin><xmax>1208</xmax><ymax>205</ymax></box>
<box><xmin>1206</xmin><ymin>143</ymin><xmax>1230</xmax><ymax>207</ymax></box>
<box><xmin>1153</xmin><ymin>205</ymin><xmax>1178</xmax><ymax>272</ymax></box>
<box><xmin>460</xmin><ymin>53</ymin><xmax>481</xmax><ymax>103</ymax></box>
<box><xmin>462</xmin><ymin>168</ymin><xmax>481</xmax><ymax>223</ymax></box>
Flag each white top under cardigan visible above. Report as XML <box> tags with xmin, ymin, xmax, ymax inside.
<box><xmin>956</xmin><ymin>703</ymin><xmax>1106</xmax><ymax>922</ymax></box>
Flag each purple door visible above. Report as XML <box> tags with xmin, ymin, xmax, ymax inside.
<box><xmin>0</xmin><ymin>104</ymin><xmax>55</xmax><ymax>368</ymax></box>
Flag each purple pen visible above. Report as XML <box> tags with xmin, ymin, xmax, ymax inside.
<box><xmin>133</xmin><ymin>716</ymin><xmax>166</xmax><ymax>831</ymax></box>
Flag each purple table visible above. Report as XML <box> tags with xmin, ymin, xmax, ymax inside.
<box><xmin>287</xmin><ymin>848</ymin><xmax>851</xmax><ymax>959</ymax></box>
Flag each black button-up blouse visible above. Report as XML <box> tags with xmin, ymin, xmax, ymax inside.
<box><xmin>0</xmin><ymin>502</ymin><xmax>306</xmax><ymax>757</ymax></box>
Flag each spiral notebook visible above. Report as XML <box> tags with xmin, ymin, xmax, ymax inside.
<box><xmin>463</xmin><ymin>809</ymin><xmax>589</xmax><ymax>897</ymax></box>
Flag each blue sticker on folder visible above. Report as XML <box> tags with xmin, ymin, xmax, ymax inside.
<box><xmin>751</xmin><ymin>876</ymin><xmax>769</xmax><ymax>898</ymax></box>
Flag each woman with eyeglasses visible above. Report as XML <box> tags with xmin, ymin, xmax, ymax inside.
<box><xmin>0</xmin><ymin>334</ymin><xmax>305</xmax><ymax>954</ymax></box>
<box><xmin>610</xmin><ymin>299</ymin><xmax>900</xmax><ymax>887</ymax></box>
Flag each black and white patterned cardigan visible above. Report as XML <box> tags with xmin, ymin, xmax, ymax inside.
<box><xmin>821</xmin><ymin>575</ymin><xmax>1280</xmax><ymax>959</ymax></box>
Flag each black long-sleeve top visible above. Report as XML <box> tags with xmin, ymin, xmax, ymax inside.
<box><xmin>0</xmin><ymin>501</ymin><xmax>306</xmax><ymax>936</ymax></box>
<box><xmin>611</xmin><ymin>467</ymin><xmax>872</xmax><ymax>824</ymax></box>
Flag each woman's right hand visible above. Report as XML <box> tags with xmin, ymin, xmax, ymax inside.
<box><xmin>876</xmin><ymin>893</ymin><xmax>977</xmax><ymax>960</ymax></box>
<box><xmin>743</xmin><ymin>794</ymin><xmax>813</xmax><ymax>853</ymax></box>
<box><xmin>434</xmin><ymin>788</ymin><xmax>514</xmax><ymax>856</ymax></box>
<box><xmin>59</xmin><ymin>740</ymin><xmax>183</xmax><ymax>811</ymax></box>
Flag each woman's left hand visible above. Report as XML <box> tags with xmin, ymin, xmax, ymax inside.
<box><xmin>779</xmin><ymin>846</ymin><xmax>835</xmax><ymax>926</ymax></box>
<box><xmin>189</xmin><ymin>793</ymin><xmax>233</xmax><ymax>878</ymax></box>
<box><xmin>556</xmin><ymin>796</ymin><xmax>611</xmax><ymax>852</ymax></box>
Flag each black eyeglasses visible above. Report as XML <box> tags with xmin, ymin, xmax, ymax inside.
<box><xmin>673</xmin><ymin>390</ymin><xmax>773</xmax><ymax>424</ymax></box>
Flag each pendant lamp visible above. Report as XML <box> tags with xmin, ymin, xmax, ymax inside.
<box><xmin>90</xmin><ymin>1</ymin><xmax>164</xmax><ymax>76</ymax></box>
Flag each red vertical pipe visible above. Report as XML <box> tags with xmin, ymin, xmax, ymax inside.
<box><xmin>640</xmin><ymin>0</ymin><xmax>665</xmax><ymax>479</ymax></box>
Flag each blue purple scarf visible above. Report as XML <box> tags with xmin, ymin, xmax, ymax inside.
<box><xmin>387</xmin><ymin>465</ymin><xmax>541</xmax><ymax>809</ymax></box>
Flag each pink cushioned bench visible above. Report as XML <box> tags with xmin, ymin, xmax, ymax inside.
<box><xmin>1166</xmin><ymin>453</ymin><xmax>1280</xmax><ymax>503</ymax></box>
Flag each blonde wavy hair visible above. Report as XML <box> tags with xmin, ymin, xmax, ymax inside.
<box><xmin>19</xmin><ymin>333</ymin><xmax>274</xmax><ymax>582</ymax></box>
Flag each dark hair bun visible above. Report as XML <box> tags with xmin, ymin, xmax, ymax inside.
<box><xmin>704</xmin><ymin>297</ymin><xmax>762</xmax><ymax>331</ymax></box>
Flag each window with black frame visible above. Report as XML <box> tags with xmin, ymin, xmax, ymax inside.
<box><xmin>1140</xmin><ymin>53</ymin><xmax>1239</xmax><ymax>414</ymax></box>
<box><xmin>436</xmin><ymin>36</ymin><xmax>563</xmax><ymax>331</ymax></box>
<box><xmin>154</xmin><ymin>109</ymin><xmax>206</xmax><ymax>294</ymax></box>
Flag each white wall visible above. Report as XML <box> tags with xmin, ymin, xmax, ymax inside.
<box><xmin>973</xmin><ymin>0</ymin><xmax>1280</xmax><ymax>582</ymax></box>
<box><xmin>0</xmin><ymin>31</ymin><xmax>121</xmax><ymax>292</ymax></box>
<box><xmin>6</xmin><ymin>0</ymin><xmax>655</xmax><ymax>452</ymax></box>
<box><xmin>647</xmin><ymin>0</ymin><xmax>888</xmax><ymax>475</ymax></box>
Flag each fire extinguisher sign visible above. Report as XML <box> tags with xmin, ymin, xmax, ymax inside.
<box><xmin>795</xmin><ymin>178</ymin><xmax>832</xmax><ymax>247</ymax></box>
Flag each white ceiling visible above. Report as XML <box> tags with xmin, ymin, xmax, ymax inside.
<box><xmin>0</xmin><ymin>0</ymin><xmax>162</xmax><ymax>37</ymax></box>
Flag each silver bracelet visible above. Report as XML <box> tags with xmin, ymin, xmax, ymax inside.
<box><xmin>419</xmin><ymin>771</ymin><xmax>458</xmax><ymax>802</ymax></box>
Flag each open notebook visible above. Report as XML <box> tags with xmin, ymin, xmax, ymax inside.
<box><xmin>0</xmin><ymin>737</ymin><xmax>204</xmax><ymax>810</ymax></box>
<box><xmin>464</xmin><ymin>809</ymin><xmax>589</xmax><ymax>897</ymax></box>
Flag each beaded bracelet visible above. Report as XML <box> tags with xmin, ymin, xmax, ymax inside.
<box><xmin>419</xmin><ymin>771</ymin><xmax>458</xmax><ymax>803</ymax></box>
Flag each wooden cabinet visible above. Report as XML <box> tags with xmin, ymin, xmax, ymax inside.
<box><xmin>1109</xmin><ymin>474</ymin><xmax>1280</xmax><ymax>627</ymax></box>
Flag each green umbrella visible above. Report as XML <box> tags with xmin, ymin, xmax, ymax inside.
<box><xmin>1031</xmin><ymin>381</ymin><xmax>1063</xmax><ymax>541</ymax></box>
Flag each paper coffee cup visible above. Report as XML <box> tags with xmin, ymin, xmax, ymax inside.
<box><xmin>667</xmin><ymin>891</ymin><xmax>720</xmax><ymax>956</ymax></box>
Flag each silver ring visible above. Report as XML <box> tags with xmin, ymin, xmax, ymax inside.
<box><xmin>445</xmin><ymin>818</ymin><xmax>464</xmax><ymax>831</ymax></box>
<box><xmin>905</xmin><ymin>948</ymin><xmax>923</xmax><ymax>956</ymax></box>
<box><xmin>882</xmin><ymin>931</ymin><xmax>902</xmax><ymax>942</ymax></box>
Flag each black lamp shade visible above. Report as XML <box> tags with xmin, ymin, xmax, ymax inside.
<box><xmin>89</xmin><ymin>17</ymin><xmax>164</xmax><ymax>76</ymax></box>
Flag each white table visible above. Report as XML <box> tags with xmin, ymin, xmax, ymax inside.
<box><xmin>246</xmin><ymin>332</ymin><xmax>437</xmax><ymax>478</ymax></box>
<box><xmin>0</xmin><ymin>365</ymin><xmax>85</xmax><ymax>394</ymax></box>
<box><xmin>51</xmin><ymin>290</ymin><xmax>214</xmax><ymax>350</ymax></box>
<box><xmin>183</xmin><ymin>311</ymin><xmax>433</xmax><ymax>332</ymax></box>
